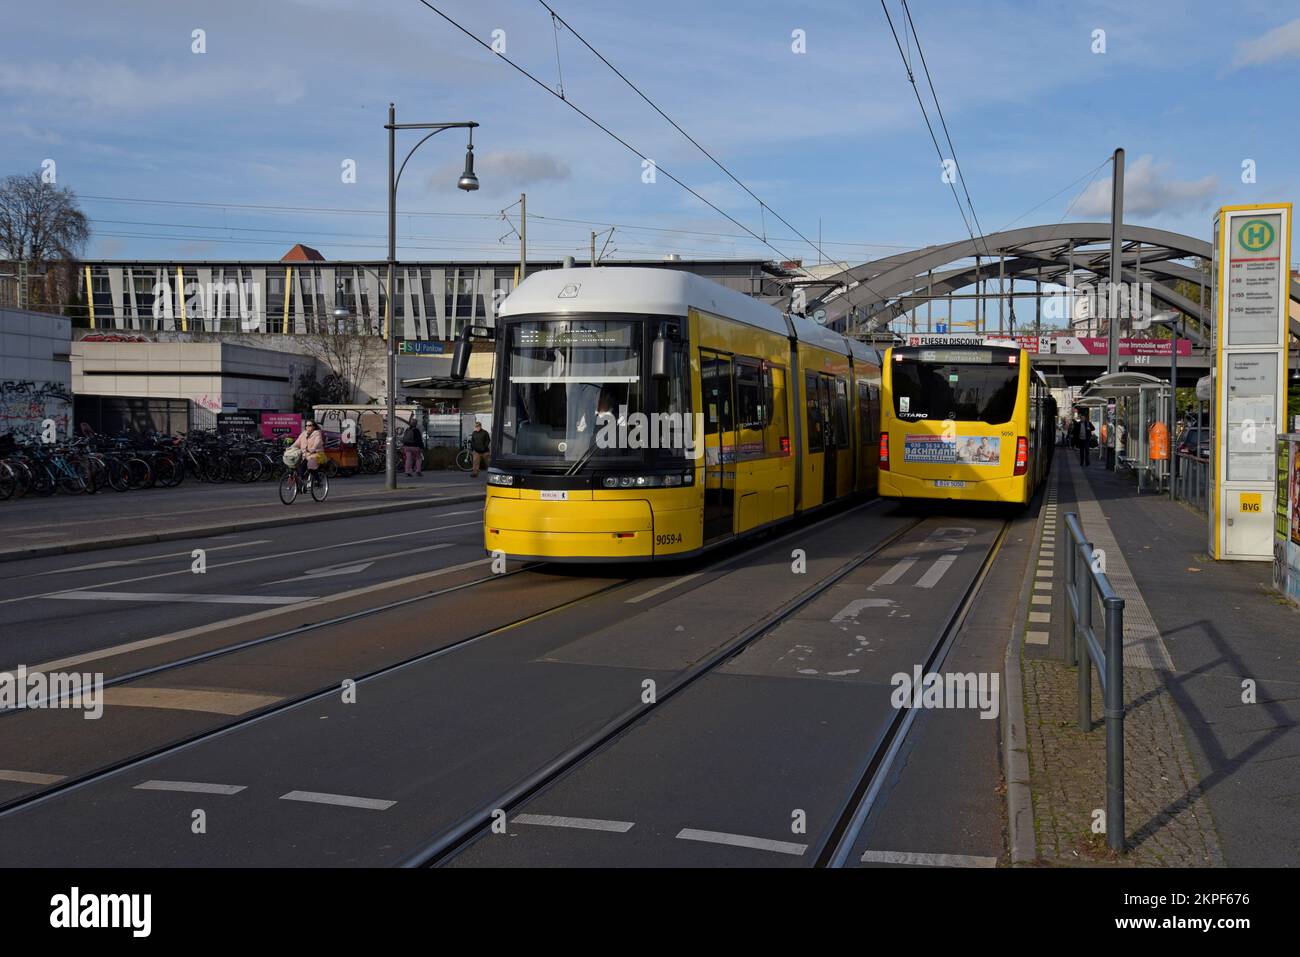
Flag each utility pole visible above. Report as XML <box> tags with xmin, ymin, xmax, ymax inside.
<box><xmin>591</xmin><ymin>231</ymin><xmax>596</xmax><ymax>266</ymax></box>
<box><xmin>387</xmin><ymin>103</ymin><xmax>397</xmax><ymax>491</ymax></box>
<box><xmin>519</xmin><ymin>192</ymin><xmax>527</xmax><ymax>282</ymax></box>
<box><xmin>1108</xmin><ymin>148</ymin><xmax>1124</xmax><ymax>374</ymax></box>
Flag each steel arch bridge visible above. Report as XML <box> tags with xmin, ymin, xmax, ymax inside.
<box><xmin>802</xmin><ymin>222</ymin><xmax>1300</xmax><ymax>345</ymax></box>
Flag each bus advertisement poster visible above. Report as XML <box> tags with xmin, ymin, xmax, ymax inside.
<box><xmin>903</xmin><ymin>434</ymin><xmax>1001</xmax><ymax>465</ymax></box>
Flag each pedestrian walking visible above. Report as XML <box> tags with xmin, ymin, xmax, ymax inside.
<box><xmin>400</xmin><ymin>420</ymin><xmax>425</xmax><ymax>477</ymax></box>
<box><xmin>1079</xmin><ymin>412</ymin><xmax>1095</xmax><ymax>466</ymax></box>
<box><xmin>469</xmin><ymin>420</ymin><xmax>491</xmax><ymax>477</ymax></box>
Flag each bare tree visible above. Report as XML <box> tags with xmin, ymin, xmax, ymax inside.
<box><xmin>0</xmin><ymin>172</ymin><xmax>91</xmax><ymax>312</ymax></box>
<box><xmin>300</xmin><ymin>315</ymin><xmax>382</xmax><ymax>403</ymax></box>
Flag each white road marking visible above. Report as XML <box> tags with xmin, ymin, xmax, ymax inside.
<box><xmin>625</xmin><ymin>571</ymin><xmax>705</xmax><ymax>604</ymax></box>
<box><xmin>1031</xmin><ymin>595</ymin><xmax>1051</xmax><ymax>605</ymax></box>
<box><xmin>1025</xmin><ymin>631</ymin><xmax>1050</xmax><ymax>646</ymax></box>
<box><xmin>267</xmin><ymin>542</ymin><xmax>455</xmax><ymax>584</ymax></box>
<box><xmin>135</xmin><ymin>780</ymin><xmax>246</xmax><ymax>795</ymax></box>
<box><xmin>872</xmin><ymin>557</ymin><xmax>917</xmax><ymax>587</ymax></box>
<box><xmin>48</xmin><ymin>591</ymin><xmax>312</xmax><ymax>605</ymax></box>
<box><xmin>676</xmin><ymin>828</ymin><xmax>807</xmax><ymax>856</ymax></box>
<box><xmin>37</xmin><ymin>540</ymin><xmax>272</xmax><ymax>576</ymax></box>
<box><xmin>1036</xmin><ymin>570</ymin><xmax>1052</xmax><ymax>578</ymax></box>
<box><xmin>25</xmin><ymin>558</ymin><xmax>491</xmax><ymax>674</ymax></box>
<box><xmin>0</xmin><ymin>518</ymin><xmax>480</xmax><ymax>606</ymax></box>
<box><xmin>105</xmin><ymin>687</ymin><xmax>281</xmax><ymax>715</ymax></box>
<box><xmin>0</xmin><ymin>769</ymin><xmax>65</xmax><ymax>785</ymax></box>
<box><xmin>915</xmin><ymin>554</ymin><xmax>958</xmax><ymax>589</ymax></box>
<box><xmin>1029</xmin><ymin>611</ymin><xmax>1051</xmax><ymax>623</ymax></box>
<box><xmin>1033</xmin><ymin>581</ymin><xmax>1053</xmax><ymax>590</ymax></box>
<box><xmin>514</xmin><ymin>813</ymin><xmax>634</xmax><ymax>832</ymax></box>
<box><xmin>860</xmin><ymin>849</ymin><xmax>997</xmax><ymax>868</ymax></box>
<box><xmin>831</xmin><ymin>598</ymin><xmax>895</xmax><ymax>622</ymax></box>
<box><xmin>280</xmin><ymin>790</ymin><xmax>395</xmax><ymax>811</ymax></box>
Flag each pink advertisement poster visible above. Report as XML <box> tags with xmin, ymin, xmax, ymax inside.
<box><xmin>260</xmin><ymin>413</ymin><xmax>301</xmax><ymax>440</ymax></box>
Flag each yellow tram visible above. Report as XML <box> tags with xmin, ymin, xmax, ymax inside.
<box><xmin>472</xmin><ymin>267</ymin><xmax>882</xmax><ymax>562</ymax></box>
<box><xmin>878</xmin><ymin>342</ymin><xmax>1054</xmax><ymax>505</ymax></box>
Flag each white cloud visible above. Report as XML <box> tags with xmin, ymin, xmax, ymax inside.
<box><xmin>0</xmin><ymin>58</ymin><xmax>304</xmax><ymax>112</ymax></box>
<box><xmin>1233</xmin><ymin>18</ymin><xmax>1300</xmax><ymax>67</ymax></box>
<box><xmin>1075</xmin><ymin>155</ymin><xmax>1218</xmax><ymax>217</ymax></box>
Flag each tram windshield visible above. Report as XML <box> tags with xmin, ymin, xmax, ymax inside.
<box><xmin>891</xmin><ymin>350</ymin><xmax>1021</xmax><ymax>424</ymax></box>
<box><xmin>498</xmin><ymin>318</ymin><xmax>645</xmax><ymax>463</ymax></box>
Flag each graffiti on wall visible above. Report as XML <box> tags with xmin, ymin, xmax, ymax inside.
<box><xmin>0</xmin><ymin>380</ymin><xmax>72</xmax><ymax>436</ymax></box>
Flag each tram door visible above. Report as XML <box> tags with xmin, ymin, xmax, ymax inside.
<box><xmin>701</xmin><ymin>353</ymin><xmax>734</xmax><ymax>541</ymax></box>
<box><xmin>819</xmin><ymin>376</ymin><xmax>837</xmax><ymax>503</ymax></box>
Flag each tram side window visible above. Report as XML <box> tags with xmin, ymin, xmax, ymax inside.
<box><xmin>702</xmin><ymin>354</ymin><xmax>733</xmax><ymax>435</ymax></box>
<box><xmin>766</xmin><ymin>365</ymin><xmax>789</xmax><ymax>455</ymax></box>
<box><xmin>805</xmin><ymin>372</ymin><xmax>824</xmax><ymax>453</ymax></box>
<box><xmin>653</xmin><ymin>336</ymin><xmax>692</xmax><ymax>457</ymax></box>
<box><xmin>858</xmin><ymin>381</ymin><xmax>873</xmax><ymax>443</ymax></box>
<box><xmin>832</xmin><ymin>377</ymin><xmax>850</xmax><ymax>447</ymax></box>
<box><xmin>735</xmin><ymin>359</ymin><xmax>770</xmax><ymax>429</ymax></box>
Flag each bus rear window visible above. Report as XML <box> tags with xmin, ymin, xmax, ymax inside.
<box><xmin>891</xmin><ymin>359</ymin><xmax>1020</xmax><ymax>424</ymax></box>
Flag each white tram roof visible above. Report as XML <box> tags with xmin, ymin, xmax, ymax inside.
<box><xmin>499</xmin><ymin>266</ymin><xmax>861</xmax><ymax>357</ymax></box>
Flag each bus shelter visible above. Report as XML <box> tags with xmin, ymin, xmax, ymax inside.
<box><xmin>1079</xmin><ymin>372</ymin><xmax>1171</xmax><ymax>493</ymax></box>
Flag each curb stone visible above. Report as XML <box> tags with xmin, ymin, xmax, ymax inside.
<box><xmin>0</xmin><ymin>492</ymin><xmax>485</xmax><ymax>564</ymax></box>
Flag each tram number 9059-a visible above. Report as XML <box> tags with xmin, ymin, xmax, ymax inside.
<box><xmin>655</xmin><ymin>532</ymin><xmax>684</xmax><ymax>546</ymax></box>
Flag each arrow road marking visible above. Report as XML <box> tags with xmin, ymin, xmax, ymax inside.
<box><xmin>266</xmin><ymin>542</ymin><xmax>455</xmax><ymax>584</ymax></box>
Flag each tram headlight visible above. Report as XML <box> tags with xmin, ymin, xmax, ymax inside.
<box><xmin>597</xmin><ymin>472</ymin><xmax>694</xmax><ymax>489</ymax></box>
<box><xmin>487</xmin><ymin>472</ymin><xmax>514</xmax><ymax>486</ymax></box>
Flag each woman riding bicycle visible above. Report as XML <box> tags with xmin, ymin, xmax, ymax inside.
<box><xmin>290</xmin><ymin>419</ymin><xmax>325</xmax><ymax>484</ymax></box>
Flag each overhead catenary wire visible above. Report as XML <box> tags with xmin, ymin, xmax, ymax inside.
<box><xmin>412</xmin><ymin>0</ymin><xmax>846</xmax><ymax>287</ymax></box>
<box><xmin>879</xmin><ymin>0</ymin><xmax>980</xmax><ymax>254</ymax></box>
<box><xmin>77</xmin><ymin>193</ymin><xmax>918</xmax><ymax>254</ymax></box>
<box><xmin>536</xmin><ymin>0</ymin><xmax>841</xmax><ymax>270</ymax></box>
<box><xmin>900</xmin><ymin>0</ymin><xmax>990</xmax><ymax>257</ymax></box>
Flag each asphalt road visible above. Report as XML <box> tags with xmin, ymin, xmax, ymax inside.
<box><xmin>0</xmin><ymin>498</ymin><xmax>1033</xmax><ymax>867</ymax></box>
<box><xmin>0</xmin><ymin>500</ymin><xmax>487</xmax><ymax>672</ymax></box>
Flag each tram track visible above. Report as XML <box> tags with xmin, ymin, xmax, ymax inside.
<box><xmin>402</xmin><ymin>511</ymin><xmax>928</xmax><ymax>868</ymax></box>
<box><xmin>817</xmin><ymin>516</ymin><xmax>1013</xmax><ymax>867</ymax></box>
<box><xmin>0</xmin><ymin>496</ymin><xmax>885</xmax><ymax>823</ymax></box>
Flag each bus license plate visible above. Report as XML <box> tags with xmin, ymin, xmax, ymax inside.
<box><xmin>540</xmin><ymin>490</ymin><xmax>568</xmax><ymax>501</ymax></box>
<box><xmin>934</xmin><ymin>480</ymin><xmax>966</xmax><ymax>488</ymax></box>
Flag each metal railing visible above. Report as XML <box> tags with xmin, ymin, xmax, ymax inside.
<box><xmin>1062</xmin><ymin>512</ymin><xmax>1127</xmax><ymax>853</ymax></box>
<box><xmin>1172</xmin><ymin>452</ymin><xmax>1209</xmax><ymax>512</ymax></box>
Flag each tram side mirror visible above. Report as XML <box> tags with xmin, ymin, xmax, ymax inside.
<box><xmin>451</xmin><ymin>337</ymin><xmax>472</xmax><ymax>380</ymax></box>
<box><xmin>651</xmin><ymin>332</ymin><xmax>669</xmax><ymax>380</ymax></box>
<box><xmin>450</xmin><ymin>325</ymin><xmax>492</xmax><ymax>381</ymax></box>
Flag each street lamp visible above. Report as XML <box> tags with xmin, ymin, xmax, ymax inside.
<box><xmin>385</xmin><ymin>103</ymin><xmax>480</xmax><ymax>490</ymax></box>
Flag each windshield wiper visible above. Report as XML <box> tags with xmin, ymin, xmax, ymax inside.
<box><xmin>565</xmin><ymin>440</ymin><xmax>599</xmax><ymax>476</ymax></box>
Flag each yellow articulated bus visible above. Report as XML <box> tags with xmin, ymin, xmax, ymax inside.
<box><xmin>473</xmin><ymin>267</ymin><xmax>881</xmax><ymax>562</ymax></box>
<box><xmin>878</xmin><ymin>342</ymin><xmax>1055</xmax><ymax>506</ymax></box>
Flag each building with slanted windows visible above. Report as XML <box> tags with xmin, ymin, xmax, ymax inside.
<box><xmin>75</xmin><ymin>249</ymin><xmax>786</xmax><ymax>339</ymax></box>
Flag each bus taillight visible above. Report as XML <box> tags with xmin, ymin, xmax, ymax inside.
<box><xmin>1014</xmin><ymin>436</ymin><xmax>1029</xmax><ymax>475</ymax></box>
<box><xmin>879</xmin><ymin>432</ymin><xmax>890</xmax><ymax>470</ymax></box>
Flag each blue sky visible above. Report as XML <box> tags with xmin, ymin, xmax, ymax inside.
<box><xmin>2</xmin><ymin>0</ymin><xmax>1298</xmax><ymax>268</ymax></box>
